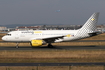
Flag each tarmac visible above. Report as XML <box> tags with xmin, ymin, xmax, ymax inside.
<box><xmin>0</xmin><ymin>63</ymin><xmax>105</xmax><ymax>66</ymax></box>
<box><xmin>0</xmin><ymin>45</ymin><xmax>105</xmax><ymax>50</ymax></box>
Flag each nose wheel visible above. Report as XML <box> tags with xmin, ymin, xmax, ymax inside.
<box><xmin>16</xmin><ymin>42</ymin><xmax>19</xmax><ymax>48</ymax></box>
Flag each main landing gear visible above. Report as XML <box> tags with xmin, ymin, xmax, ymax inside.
<box><xmin>48</xmin><ymin>43</ymin><xmax>53</xmax><ymax>48</ymax></box>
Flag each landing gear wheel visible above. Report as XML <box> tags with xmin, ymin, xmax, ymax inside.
<box><xmin>48</xmin><ymin>43</ymin><xmax>53</xmax><ymax>48</ymax></box>
<box><xmin>16</xmin><ymin>42</ymin><xmax>19</xmax><ymax>48</ymax></box>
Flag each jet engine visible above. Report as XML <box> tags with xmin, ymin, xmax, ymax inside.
<box><xmin>31</xmin><ymin>40</ymin><xmax>46</xmax><ymax>47</ymax></box>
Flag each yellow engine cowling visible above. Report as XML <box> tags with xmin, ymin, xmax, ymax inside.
<box><xmin>31</xmin><ymin>40</ymin><xmax>46</xmax><ymax>47</ymax></box>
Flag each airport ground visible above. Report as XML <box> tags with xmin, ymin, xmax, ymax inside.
<box><xmin>0</xmin><ymin>66</ymin><xmax>104</xmax><ymax>70</ymax></box>
<box><xmin>0</xmin><ymin>33</ymin><xmax>105</xmax><ymax>70</ymax></box>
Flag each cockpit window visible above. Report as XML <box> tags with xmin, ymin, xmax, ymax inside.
<box><xmin>6</xmin><ymin>34</ymin><xmax>11</xmax><ymax>36</ymax></box>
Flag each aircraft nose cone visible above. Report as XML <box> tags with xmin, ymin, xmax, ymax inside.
<box><xmin>2</xmin><ymin>36</ymin><xmax>6</xmax><ymax>41</ymax></box>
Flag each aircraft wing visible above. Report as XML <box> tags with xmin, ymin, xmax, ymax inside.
<box><xmin>35</xmin><ymin>35</ymin><xmax>66</xmax><ymax>43</ymax></box>
<box><xmin>42</xmin><ymin>35</ymin><xmax>65</xmax><ymax>43</ymax></box>
<box><xmin>43</xmin><ymin>35</ymin><xmax>64</xmax><ymax>39</ymax></box>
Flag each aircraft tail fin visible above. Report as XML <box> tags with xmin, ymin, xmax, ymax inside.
<box><xmin>80</xmin><ymin>12</ymin><xmax>99</xmax><ymax>31</ymax></box>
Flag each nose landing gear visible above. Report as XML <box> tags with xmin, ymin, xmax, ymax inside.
<box><xmin>16</xmin><ymin>42</ymin><xmax>19</xmax><ymax>48</ymax></box>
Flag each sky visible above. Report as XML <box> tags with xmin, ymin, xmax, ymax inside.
<box><xmin>0</xmin><ymin>0</ymin><xmax>105</xmax><ymax>26</ymax></box>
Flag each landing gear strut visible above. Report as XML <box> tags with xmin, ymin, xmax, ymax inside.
<box><xmin>48</xmin><ymin>43</ymin><xmax>53</xmax><ymax>48</ymax></box>
<box><xmin>16</xmin><ymin>42</ymin><xmax>19</xmax><ymax>48</ymax></box>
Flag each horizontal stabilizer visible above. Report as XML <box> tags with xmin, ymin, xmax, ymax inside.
<box><xmin>88</xmin><ymin>31</ymin><xmax>102</xmax><ymax>36</ymax></box>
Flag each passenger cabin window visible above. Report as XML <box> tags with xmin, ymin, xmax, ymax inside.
<box><xmin>6</xmin><ymin>34</ymin><xmax>11</xmax><ymax>36</ymax></box>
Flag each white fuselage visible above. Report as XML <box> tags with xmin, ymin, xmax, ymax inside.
<box><xmin>2</xmin><ymin>30</ymin><xmax>89</xmax><ymax>43</ymax></box>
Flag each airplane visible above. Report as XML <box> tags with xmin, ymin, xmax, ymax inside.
<box><xmin>2</xmin><ymin>12</ymin><xmax>100</xmax><ymax>48</ymax></box>
<box><xmin>55</xmin><ymin>10</ymin><xmax>60</xmax><ymax>12</ymax></box>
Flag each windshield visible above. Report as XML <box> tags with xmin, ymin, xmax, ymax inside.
<box><xmin>6</xmin><ymin>34</ymin><xmax>11</xmax><ymax>36</ymax></box>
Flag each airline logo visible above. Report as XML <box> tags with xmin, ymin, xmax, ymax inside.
<box><xmin>34</xmin><ymin>31</ymin><xmax>42</xmax><ymax>33</ymax></box>
<box><xmin>67</xmin><ymin>34</ymin><xmax>70</xmax><ymax>37</ymax></box>
<box><xmin>67</xmin><ymin>34</ymin><xmax>74</xmax><ymax>37</ymax></box>
<box><xmin>71</xmin><ymin>35</ymin><xmax>74</xmax><ymax>37</ymax></box>
<box><xmin>21</xmin><ymin>31</ymin><xmax>34</xmax><ymax>34</ymax></box>
<box><xmin>91</xmin><ymin>18</ymin><xmax>94</xmax><ymax>21</ymax></box>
